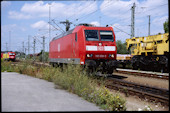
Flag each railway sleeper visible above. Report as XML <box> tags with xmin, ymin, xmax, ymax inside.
<box><xmin>110</xmin><ymin>78</ymin><xmax>169</xmax><ymax>97</ymax></box>
<box><xmin>117</xmin><ymin>70</ymin><xmax>168</xmax><ymax>80</ymax></box>
<box><xmin>106</xmin><ymin>84</ymin><xmax>169</xmax><ymax>106</ymax></box>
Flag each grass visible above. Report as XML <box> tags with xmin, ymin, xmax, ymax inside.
<box><xmin>1</xmin><ymin>59</ymin><xmax>126</xmax><ymax>111</ymax></box>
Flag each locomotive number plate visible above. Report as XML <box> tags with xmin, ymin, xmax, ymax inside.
<box><xmin>95</xmin><ymin>55</ymin><xmax>107</xmax><ymax>58</ymax></box>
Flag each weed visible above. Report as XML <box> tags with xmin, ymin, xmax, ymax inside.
<box><xmin>143</xmin><ymin>105</ymin><xmax>153</xmax><ymax>111</ymax></box>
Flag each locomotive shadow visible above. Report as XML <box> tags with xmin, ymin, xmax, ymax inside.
<box><xmin>94</xmin><ymin>72</ymin><xmax>128</xmax><ymax>80</ymax></box>
<box><xmin>106</xmin><ymin>74</ymin><xmax>128</xmax><ymax>80</ymax></box>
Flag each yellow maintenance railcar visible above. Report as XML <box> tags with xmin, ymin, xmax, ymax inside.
<box><xmin>126</xmin><ymin>33</ymin><xmax>169</xmax><ymax>72</ymax></box>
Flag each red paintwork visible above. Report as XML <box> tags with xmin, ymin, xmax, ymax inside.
<box><xmin>1</xmin><ymin>53</ymin><xmax>3</xmax><ymax>58</ymax></box>
<box><xmin>1</xmin><ymin>52</ymin><xmax>16</xmax><ymax>60</ymax></box>
<box><xmin>49</xmin><ymin>25</ymin><xmax>117</xmax><ymax>64</ymax></box>
<box><xmin>8</xmin><ymin>52</ymin><xmax>16</xmax><ymax>59</ymax></box>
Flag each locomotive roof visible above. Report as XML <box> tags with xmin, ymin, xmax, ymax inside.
<box><xmin>1</xmin><ymin>51</ymin><xmax>13</xmax><ymax>53</ymax></box>
<box><xmin>52</xmin><ymin>25</ymin><xmax>113</xmax><ymax>41</ymax></box>
<box><xmin>52</xmin><ymin>28</ymin><xmax>75</xmax><ymax>41</ymax></box>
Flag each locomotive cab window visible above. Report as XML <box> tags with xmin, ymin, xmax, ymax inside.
<box><xmin>75</xmin><ymin>33</ymin><xmax>77</xmax><ymax>42</ymax></box>
<box><xmin>100</xmin><ymin>31</ymin><xmax>114</xmax><ymax>41</ymax></box>
<box><xmin>85</xmin><ymin>30</ymin><xmax>99</xmax><ymax>41</ymax></box>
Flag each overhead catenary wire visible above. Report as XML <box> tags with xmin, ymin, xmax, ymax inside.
<box><xmin>135</xmin><ymin>3</ymin><xmax>168</xmax><ymax>15</ymax></box>
<box><xmin>109</xmin><ymin>3</ymin><xmax>168</xmax><ymax>26</ymax></box>
<box><xmin>108</xmin><ymin>2</ymin><xmax>168</xmax><ymax>38</ymax></box>
<box><xmin>105</xmin><ymin>2</ymin><xmax>133</xmax><ymax>25</ymax></box>
<box><xmin>68</xmin><ymin>1</ymin><xmax>97</xmax><ymax>21</ymax></box>
<box><xmin>112</xmin><ymin>25</ymin><xmax>131</xmax><ymax>36</ymax></box>
<box><xmin>52</xmin><ymin>19</ymin><xmax>65</xmax><ymax>33</ymax></box>
<box><xmin>72</xmin><ymin>0</ymin><xmax>113</xmax><ymax>24</ymax></box>
<box><xmin>134</xmin><ymin>3</ymin><xmax>168</xmax><ymax>36</ymax></box>
<box><xmin>82</xmin><ymin>1</ymin><xmax>133</xmax><ymax>27</ymax></box>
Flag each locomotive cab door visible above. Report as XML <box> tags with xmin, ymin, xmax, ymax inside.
<box><xmin>72</xmin><ymin>32</ymin><xmax>78</xmax><ymax>58</ymax></box>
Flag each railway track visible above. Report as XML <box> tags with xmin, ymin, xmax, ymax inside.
<box><xmin>105</xmin><ymin>77</ymin><xmax>169</xmax><ymax>106</ymax></box>
<box><xmin>116</xmin><ymin>68</ymin><xmax>169</xmax><ymax>80</ymax></box>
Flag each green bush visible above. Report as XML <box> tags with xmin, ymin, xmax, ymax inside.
<box><xmin>39</xmin><ymin>52</ymin><xmax>49</xmax><ymax>62</ymax></box>
<box><xmin>1</xmin><ymin>59</ymin><xmax>15</xmax><ymax>72</ymax></box>
<box><xmin>89</xmin><ymin>87</ymin><xmax>126</xmax><ymax>111</ymax></box>
<box><xmin>52</xmin><ymin>64</ymin><xmax>126</xmax><ymax>111</ymax></box>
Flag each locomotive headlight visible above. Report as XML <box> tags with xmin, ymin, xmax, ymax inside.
<box><xmin>86</xmin><ymin>54</ymin><xmax>93</xmax><ymax>57</ymax></box>
<box><xmin>109</xmin><ymin>54</ymin><xmax>114</xmax><ymax>58</ymax></box>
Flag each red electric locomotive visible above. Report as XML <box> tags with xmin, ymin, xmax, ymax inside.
<box><xmin>1</xmin><ymin>51</ymin><xmax>16</xmax><ymax>61</ymax></box>
<box><xmin>49</xmin><ymin>24</ymin><xmax>117</xmax><ymax>74</ymax></box>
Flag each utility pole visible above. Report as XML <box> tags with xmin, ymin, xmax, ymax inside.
<box><xmin>28</xmin><ymin>35</ymin><xmax>30</xmax><ymax>58</ymax></box>
<box><xmin>22</xmin><ymin>42</ymin><xmax>24</xmax><ymax>53</ymax></box>
<box><xmin>33</xmin><ymin>38</ymin><xmax>36</xmax><ymax>62</ymax></box>
<box><xmin>22</xmin><ymin>41</ymin><xmax>25</xmax><ymax>59</ymax></box>
<box><xmin>25</xmin><ymin>48</ymin><xmax>27</xmax><ymax>59</ymax></box>
<box><xmin>131</xmin><ymin>2</ymin><xmax>136</xmax><ymax>38</ymax></box>
<box><xmin>41</xmin><ymin>36</ymin><xmax>45</xmax><ymax>63</ymax></box>
<box><xmin>148</xmin><ymin>15</ymin><xmax>150</xmax><ymax>36</ymax></box>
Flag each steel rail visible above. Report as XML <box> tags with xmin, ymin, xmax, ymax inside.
<box><xmin>106</xmin><ymin>78</ymin><xmax>169</xmax><ymax>106</ymax></box>
<box><xmin>116</xmin><ymin>68</ymin><xmax>169</xmax><ymax>80</ymax></box>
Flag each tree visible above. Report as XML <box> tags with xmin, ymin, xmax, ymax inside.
<box><xmin>163</xmin><ymin>19</ymin><xmax>169</xmax><ymax>33</ymax></box>
<box><xmin>39</xmin><ymin>50</ymin><xmax>49</xmax><ymax>62</ymax></box>
<box><xmin>116</xmin><ymin>40</ymin><xmax>129</xmax><ymax>54</ymax></box>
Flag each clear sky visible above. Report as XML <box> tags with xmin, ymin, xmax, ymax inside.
<box><xmin>1</xmin><ymin>0</ymin><xmax>168</xmax><ymax>54</ymax></box>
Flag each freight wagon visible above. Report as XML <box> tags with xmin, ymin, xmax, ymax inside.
<box><xmin>49</xmin><ymin>24</ymin><xmax>117</xmax><ymax>74</ymax></box>
<box><xmin>126</xmin><ymin>33</ymin><xmax>169</xmax><ymax>72</ymax></box>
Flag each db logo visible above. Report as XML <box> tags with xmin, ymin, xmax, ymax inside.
<box><xmin>98</xmin><ymin>46</ymin><xmax>104</xmax><ymax>51</ymax></box>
